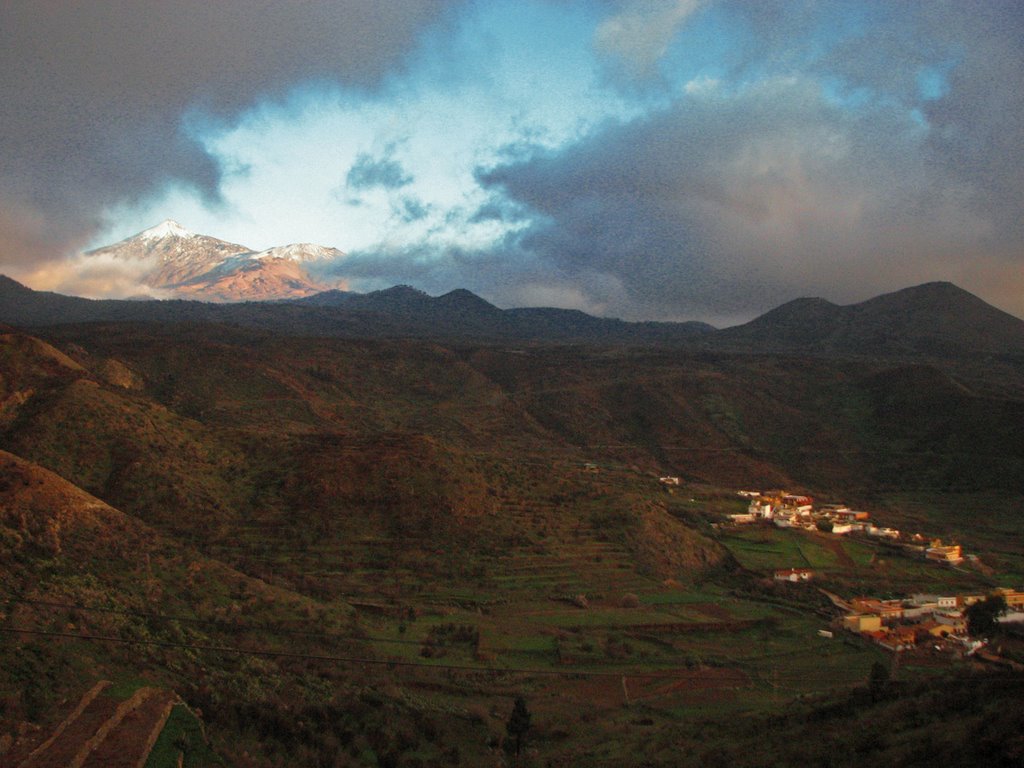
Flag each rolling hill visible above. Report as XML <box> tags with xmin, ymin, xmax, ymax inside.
<box><xmin>3</xmin><ymin>277</ymin><xmax>1024</xmax><ymax>766</ymax></box>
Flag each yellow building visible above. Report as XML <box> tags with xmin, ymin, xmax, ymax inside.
<box><xmin>995</xmin><ymin>588</ymin><xmax>1024</xmax><ymax>608</ymax></box>
<box><xmin>843</xmin><ymin>614</ymin><xmax>882</xmax><ymax>633</ymax></box>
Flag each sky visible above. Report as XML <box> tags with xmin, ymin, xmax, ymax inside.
<box><xmin>1</xmin><ymin>0</ymin><xmax>1022</xmax><ymax>325</ymax></box>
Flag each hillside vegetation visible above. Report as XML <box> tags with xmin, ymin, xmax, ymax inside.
<box><xmin>2</xmin><ymin>321</ymin><xmax>1024</xmax><ymax>766</ymax></box>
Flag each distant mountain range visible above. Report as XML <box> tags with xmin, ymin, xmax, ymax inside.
<box><xmin>2</xmin><ymin>271</ymin><xmax>1023</xmax><ymax>358</ymax></box>
<box><xmin>0</xmin><ymin>275</ymin><xmax>714</xmax><ymax>344</ymax></box>
<box><xmin>84</xmin><ymin>220</ymin><xmax>345</xmax><ymax>301</ymax></box>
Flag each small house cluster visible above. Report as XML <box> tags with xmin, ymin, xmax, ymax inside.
<box><xmin>840</xmin><ymin>588</ymin><xmax>1024</xmax><ymax>653</ymax></box>
<box><xmin>729</xmin><ymin>491</ymin><xmax>815</xmax><ymax>528</ymax></box>
<box><xmin>729</xmin><ymin>490</ymin><xmax>968</xmax><ymax>566</ymax></box>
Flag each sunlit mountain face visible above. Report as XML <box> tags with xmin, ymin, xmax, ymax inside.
<box><xmin>82</xmin><ymin>220</ymin><xmax>347</xmax><ymax>301</ymax></box>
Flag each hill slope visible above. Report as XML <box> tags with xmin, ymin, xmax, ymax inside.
<box><xmin>717</xmin><ymin>281</ymin><xmax>1024</xmax><ymax>358</ymax></box>
<box><xmin>3</xmin><ymin>317</ymin><xmax>1024</xmax><ymax>765</ymax></box>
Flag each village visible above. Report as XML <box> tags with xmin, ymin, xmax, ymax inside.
<box><xmin>831</xmin><ymin>587</ymin><xmax>1024</xmax><ymax>654</ymax></box>
<box><xmin>717</xmin><ymin>487</ymin><xmax>1024</xmax><ymax>656</ymax></box>
<box><xmin>725</xmin><ymin>488</ymin><xmax>970</xmax><ymax>565</ymax></box>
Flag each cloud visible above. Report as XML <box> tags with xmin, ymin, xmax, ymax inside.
<box><xmin>0</xmin><ymin>1</ymin><xmax>455</xmax><ymax>271</ymax></box>
<box><xmin>4</xmin><ymin>0</ymin><xmax>1022</xmax><ymax>324</ymax></box>
<box><xmin>595</xmin><ymin>0</ymin><xmax>705</xmax><ymax>79</ymax></box>
<box><xmin>14</xmin><ymin>249</ymin><xmax>174</xmax><ymax>300</ymax></box>
<box><xmin>346</xmin><ymin>152</ymin><xmax>414</xmax><ymax>191</ymax></box>
<box><xmin>480</xmin><ymin>63</ymin><xmax>1024</xmax><ymax>321</ymax></box>
<box><xmin>395</xmin><ymin>197</ymin><xmax>431</xmax><ymax>224</ymax></box>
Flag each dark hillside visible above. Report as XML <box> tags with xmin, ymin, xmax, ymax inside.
<box><xmin>717</xmin><ymin>281</ymin><xmax>1024</xmax><ymax>359</ymax></box>
<box><xmin>0</xmin><ymin>275</ymin><xmax>712</xmax><ymax>343</ymax></box>
<box><xmin>464</xmin><ymin>345</ymin><xmax>1024</xmax><ymax>496</ymax></box>
<box><xmin>3</xmin><ymin>319</ymin><xmax>1024</xmax><ymax>766</ymax></box>
<box><xmin>589</xmin><ymin>669</ymin><xmax>1024</xmax><ymax>767</ymax></box>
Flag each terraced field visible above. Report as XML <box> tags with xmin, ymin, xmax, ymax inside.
<box><xmin>8</xmin><ymin>682</ymin><xmax>179</xmax><ymax>768</ymax></box>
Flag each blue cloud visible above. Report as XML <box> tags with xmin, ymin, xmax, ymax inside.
<box><xmin>346</xmin><ymin>152</ymin><xmax>414</xmax><ymax>191</ymax></box>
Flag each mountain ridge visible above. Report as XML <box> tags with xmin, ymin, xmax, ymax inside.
<box><xmin>3</xmin><ymin>274</ymin><xmax>1023</xmax><ymax>358</ymax></box>
<box><xmin>0</xmin><ymin>274</ymin><xmax>713</xmax><ymax>344</ymax></box>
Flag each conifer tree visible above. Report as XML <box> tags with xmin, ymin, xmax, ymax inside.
<box><xmin>506</xmin><ymin>696</ymin><xmax>532</xmax><ymax>758</ymax></box>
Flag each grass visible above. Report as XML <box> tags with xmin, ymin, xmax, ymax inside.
<box><xmin>720</xmin><ymin>529</ymin><xmax>811</xmax><ymax>570</ymax></box>
<box><xmin>144</xmin><ymin>704</ymin><xmax>223</xmax><ymax>768</ymax></box>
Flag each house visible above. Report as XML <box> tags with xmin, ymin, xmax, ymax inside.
<box><xmin>781</xmin><ymin>494</ymin><xmax>813</xmax><ymax>508</ymax></box>
<box><xmin>994</xmin><ymin>588</ymin><xmax>1024</xmax><ymax>609</ymax></box>
<box><xmin>935</xmin><ymin>611</ymin><xmax>967</xmax><ymax>634</ymax></box>
<box><xmin>926</xmin><ymin>543</ymin><xmax>963</xmax><ymax>565</ymax></box>
<box><xmin>902</xmin><ymin>605</ymin><xmax>934</xmax><ymax>621</ymax></box>
<box><xmin>659</xmin><ymin>476</ymin><xmax>681</xmax><ymax>486</ymax></box>
<box><xmin>851</xmin><ymin>598</ymin><xmax>903</xmax><ymax>621</ymax></box>
<box><xmin>866</xmin><ymin>526</ymin><xmax>900</xmax><ymax>539</ymax></box>
<box><xmin>774</xmin><ymin>568</ymin><xmax>813</xmax><ymax>582</ymax></box>
<box><xmin>737</xmin><ymin>490</ymin><xmax>761</xmax><ymax>498</ymax></box>
<box><xmin>748</xmin><ymin>500</ymin><xmax>774</xmax><ymax>519</ymax></box>
<box><xmin>845</xmin><ymin>614</ymin><xmax>883</xmax><ymax>633</ymax></box>
<box><xmin>879</xmin><ymin>626</ymin><xmax>918</xmax><ymax>652</ymax></box>
<box><xmin>728</xmin><ymin>513</ymin><xmax>756</xmax><ymax>524</ymax></box>
<box><xmin>910</xmin><ymin>594</ymin><xmax>957</xmax><ymax>609</ymax></box>
<box><xmin>818</xmin><ymin>503</ymin><xmax>848</xmax><ymax>513</ymax></box>
<box><xmin>917</xmin><ymin>620</ymin><xmax>952</xmax><ymax>638</ymax></box>
<box><xmin>831</xmin><ymin>523</ymin><xmax>854</xmax><ymax>535</ymax></box>
<box><xmin>834</xmin><ymin>509</ymin><xmax>870</xmax><ymax>523</ymax></box>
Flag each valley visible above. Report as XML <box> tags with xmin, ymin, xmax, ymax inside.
<box><xmin>2</xmin><ymin>285</ymin><xmax>1024</xmax><ymax>766</ymax></box>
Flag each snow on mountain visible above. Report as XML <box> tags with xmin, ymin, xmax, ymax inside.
<box><xmin>137</xmin><ymin>219</ymin><xmax>197</xmax><ymax>241</ymax></box>
<box><xmin>250</xmin><ymin>243</ymin><xmax>346</xmax><ymax>263</ymax></box>
<box><xmin>83</xmin><ymin>221</ymin><xmax>347</xmax><ymax>302</ymax></box>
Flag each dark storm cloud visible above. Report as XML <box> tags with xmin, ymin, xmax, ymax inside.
<box><xmin>347</xmin><ymin>153</ymin><xmax>414</xmax><ymax>191</ymax></box>
<box><xmin>0</xmin><ymin>0</ymin><xmax>455</xmax><ymax>266</ymax></box>
<box><xmin>478</xmin><ymin>2</ymin><xmax>1024</xmax><ymax>322</ymax></box>
<box><xmin>916</xmin><ymin>3</ymin><xmax>1024</xmax><ymax>243</ymax></box>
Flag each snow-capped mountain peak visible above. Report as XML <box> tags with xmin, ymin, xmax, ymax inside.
<box><xmin>250</xmin><ymin>243</ymin><xmax>345</xmax><ymax>262</ymax></box>
<box><xmin>137</xmin><ymin>219</ymin><xmax>196</xmax><ymax>241</ymax></box>
<box><xmin>83</xmin><ymin>220</ymin><xmax>348</xmax><ymax>302</ymax></box>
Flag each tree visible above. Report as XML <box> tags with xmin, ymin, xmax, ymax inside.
<box><xmin>966</xmin><ymin>594</ymin><xmax>1008</xmax><ymax>639</ymax></box>
<box><xmin>505</xmin><ymin>696</ymin><xmax>532</xmax><ymax>759</ymax></box>
<box><xmin>868</xmin><ymin>660</ymin><xmax>889</xmax><ymax>701</ymax></box>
